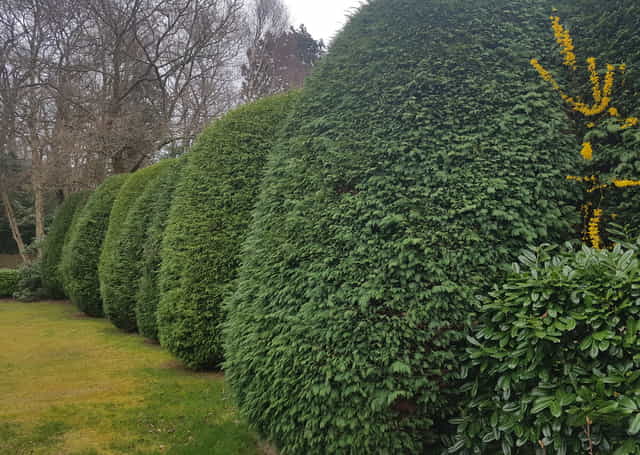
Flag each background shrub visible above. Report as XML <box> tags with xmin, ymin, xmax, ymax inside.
<box><xmin>12</xmin><ymin>259</ymin><xmax>47</xmax><ymax>302</ymax></box>
<box><xmin>136</xmin><ymin>159</ymin><xmax>185</xmax><ymax>341</ymax></box>
<box><xmin>41</xmin><ymin>192</ymin><xmax>91</xmax><ymax>298</ymax></box>
<box><xmin>0</xmin><ymin>269</ymin><xmax>19</xmax><ymax>297</ymax></box>
<box><xmin>61</xmin><ymin>174</ymin><xmax>129</xmax><ymax>317</ymax></box>
<box><xmin>221</xmin><ymin>1</ymin><xmax>640</xmax><ymax>453</ymax></box>
<box><xmin>451</xmin><ymin>243</ymin><xmax>640</xmax><ymax>454</ymax></box>
<box><xmin>157</xmin><ymin>92</ymin><xmax>297</xmax><ymax>370</ymax></box>
<box><xmin>99</xmin><ymin>162</ymin><xmax>172</xmax><ymax>332</ymax></box>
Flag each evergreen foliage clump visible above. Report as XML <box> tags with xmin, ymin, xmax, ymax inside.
<box><xmin>99</xmin><ymin>162</ymin><xmax>171</xmax><ymax>332</ymax></box>
<box><xmin>0</xmin><ymin>269</ymin><xmax>19</xmax><ymax>297</ymax></box>
<box><xmin>61</xmin><ymin>174</ymin><xmax>129</xmax><ymax>317</ymax></box>
<box><xmin>41</xmin><ymin>192</ymin><xmax>90</xmax><ymax>298</ymax></box>
<box><xmin>222</xmin><ymin>1</ymin><xmax>639</xmax><ymax>452</ymax></box>
<box><xmin>136</xmin><ymin>159</ymin><xmax>185</xmax><ymax>341</ymax></box>
<box><xmin>157</xmin><ymin>92</ymin><xmax>297</xmax><ymax>369</ymax></box>
<box><xmin>452</xmin><ymin>244</ymin><xmax>640</xmax><ymax>454</ymax></box>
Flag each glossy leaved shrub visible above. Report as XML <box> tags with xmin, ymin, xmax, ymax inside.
<box><xmin>157</xmin><ymin>92</ymin><xmax>297</xmax><ymax>369</ymax></box>
<box><xmin>220</xmin><ymin>1</ymin><xmax>618</xmax><ymax>453</ymax></box>
<box><xmin>452</xmin><ymin>243</ymin><xmax>640</xmax><ymax>454</ymax></box>
<box><xmin>135</xmin><ymin>159</ymin><xmax>185</xmax><ymax>341</ymax></box>
<box><xmin>99</xmin><ymin>162</ymin><xmax>173</xmax><ymax>332</ymax></box>
<box><xmin>41</xmin><ymin>191</ymin><xmax>91</xmax><ymax>298</ymax></box>
<box><xmin>61</xmin><ymin>174</ymin><xmax>129</xmax><ymax>317</ymax></box>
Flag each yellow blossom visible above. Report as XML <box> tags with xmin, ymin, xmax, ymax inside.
<box><xmin>566</xmin><ymin>175</ymin><xmax>597</xmax><ymax>182</ymax></box>
<box><xmin>621</xmin><ymin>117</ymin><xmax>639</xmax><ymax>129</ymax></box>
<box><xmin>587</xmin><ymin>184</ymin><xmax>608</xmax><ymax>193</ymax></box>
<box><xmin>587</xmin><ymin>122</ymin><xmax>595</xmax><ymax>128</ymax></box>
<box><xmin>609</xmin><ymin>107</ymin><xmax>620</xmax><ymax>117</ymax></box>
<box><xmin>587</xmin><ymin>57</ymin><xmax>601</xmax><ymax>103</ymax></box>
<box><xmin>580</xmin><ymin>142</ymin><xmax>593</xmax><ymax>160</ymax></box>
<box><xmin>612</xmin><ymin>179</ymin><xmax>640</xmax><ymax>188</ymax></box>
<box><xmin>588</xmin><ymin>209</ymin><xmax>603</xmax><ymax>250</ymax></box>
<box><xmin>550</xmin><ymin>16</ymin><xmax>577</xmax><ymax>69</ymax></box>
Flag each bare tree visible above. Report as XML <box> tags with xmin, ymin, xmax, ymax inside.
<box><xmin>0</xmin><ymin>0</ymin><xmax>247</xmax><ymax>255</ymax></box>
<box><xmin>240</xmin><ymin>0</ymin><xmax>324</xmax><ymax>103</ymax></box>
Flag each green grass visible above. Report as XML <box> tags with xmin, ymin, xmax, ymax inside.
<box><xmin>0</xmin><ymin>301</ymin><xmax>263</xmax><ymax>455</ymax></box>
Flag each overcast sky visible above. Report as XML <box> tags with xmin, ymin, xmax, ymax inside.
<box><xmin>284</xmin><ymin>0</ymin><xmax>366</xmax><ymax>44</ymax></box>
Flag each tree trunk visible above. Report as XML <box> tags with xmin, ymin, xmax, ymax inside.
<box><xmin>0</xmin><ymin>183</ymin><xmax>27</xmax><ymax>261</ymax></box>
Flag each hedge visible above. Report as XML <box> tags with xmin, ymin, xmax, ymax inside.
<box><xmin>135</xmin><ymin>159</ymin><xmax>185</xmax><ymax>341</ymax></box>
<box><xmin>157</xmin><ymin>92</ymin><xmax>297</xmax><ymax>369</ymax></box>
<box><xmin>0</xmin><ymin>269</ymin><xmax>19</xmax><ymax>297</ymax></box>
<box><xmin>220</xmin><ymin>1</ymin><xmax>633</xmax><ymax>452</ymax></box>
<box><xmin>61</xmin><ymin>174</ymin><xmax>129</xmax><ymax>317</ymax></box>
<box><xmin>41</xmin><ymin>191</ymin><xmax>91</xmax><ymax>298</ymax></box>
<box><xmin>99</xmin><ymin>162</ymin><xmax>173</xmax><ymax>332</ymax></box>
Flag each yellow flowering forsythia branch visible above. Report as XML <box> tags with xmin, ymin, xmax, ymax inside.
<box><xmin>531</xmin><ymin>15</ymin><xmax>640</xmax><ymax>249</ymax></box>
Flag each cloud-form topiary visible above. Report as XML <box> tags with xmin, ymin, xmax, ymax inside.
<box><xmin>41</xmin><ymin>191</ymin><xmax>91</xmax><ymax>298</ymax></box>
<box><xmin>61</xmin><ymin>174</ymin><xmax>129</xmax><ymax>317</ymax></box>
<box><xmin>99</xmin><ymin>162</ymin><xmax>173</xmax><ymax>332</ymax></box>
<box><xmin>135</xmin><ymin>159</ymin><xmax>185</xmax><ymax>341</ymax></box>
<box><xmin>157</xmin><ymin>92</ymin><xmax>297</xmax><ymax>370</ymax></box>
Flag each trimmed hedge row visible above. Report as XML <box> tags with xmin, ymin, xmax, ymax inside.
<box><xmin>99</xmin><ymin>162</ymin><xmax>172</xmax><ymax>332</ymax></box>
<box><xmin>0</xmin><ymin>269</ymin><xmax>19</xmax><ymax>297</ymax></box>
<box><xmin>157</xmin><ymin>92</ymin><xmax>297</xmax><ymax>369</ymax></box>
<box><xmin>136</xmin><ymin>159</ymin><xmax>185</xmax><ymax>341</ymax></box>
<box><xmin>221</xmin><ymin>0</ymin><xmax>601</xmax><ymax>453</ymax></box>
<box><xmin>41</xmin><ymin>191</ymin><xmax>91</xmax><ymax>298</ymax></box>
<box><xmin>61</xmin><ymin>174</ymin><xmax>129</xmax><ymax>317</ymax></box>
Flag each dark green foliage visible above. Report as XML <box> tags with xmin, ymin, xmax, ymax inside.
<box><xmin>221</xmin><ymin>1</ymin><xmax>640</xmax><ymax>453</ymax></box>
<box><xmin>0</xmin><ymin>269</ymin><xmax>19</xmax><ymax>297</ymax></box>
<box><xmin>99</xmin><ymin>163</ymin><xmax>173</xmax><ymax>332</ymax></box>
<box><xmin>61</xmin><ymin>174</ymin><xmax>129</xmax><ymax>317</ymax></box>
<box><xmin>41</xmin><ymin>192</ymin><xmax>90</xmax><ymax>298</ymax></box>
<box><xmin>12</xmin><ymin>260</ymin><xmax>47</xmax><ymax>302</ymax></box>
<box><xmin>136</xmin><ymin>159</ymin><xmax>185</xmax><ymax>341</ymax></box>
<box><xmin>452</xmin><ymin>244</ymin><xmax>640</xmax><ymax>454</ymax></box>
<box><xmin>157</xmin><ymin>92</ymin><xmax>297</xmax><ymax>370</ymax></box>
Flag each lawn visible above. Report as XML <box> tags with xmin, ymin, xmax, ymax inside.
<box><xmin>0</xmin><ymin>300</ymin><xmax>262</xmax><ymax>455</ymax></box>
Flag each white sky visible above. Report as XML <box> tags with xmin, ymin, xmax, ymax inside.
<box><xmin>284</xmin><ymin>0</ymin><xmax>366</xmax><ymax>44</ymax></box>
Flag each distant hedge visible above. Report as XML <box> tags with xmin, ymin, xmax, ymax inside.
<box><xmin>220</xmin><ymin>1</ymin><xmax>602</xmax><ymax>453</ymax></box>
<box><xmin>61</xmin><ymin>174</ymin><xmax>129</xmax><ymax>317</ymax></box>
<box><xmin>99</xmin><ymin>162</ymin><xmax>172</xmax><ymax>332</ymax></box>
<box><xmin>136</xmin><ymin>159</ymin><xmax>185</xmax><ymax>341</ymax></box>
<box><xmin>0</xmin><ymin>269</ymin><xmax>19</xmax><ymax>297</ymax></box>
<box><xmin>157</xmin><ymin>92</ymin><xmax>297</xmax><ymax>369</ymax></box>
<box><xmin>41</xmin><ymin>191</ymin><xmax>91</xmax><ymax>298</ymax></box>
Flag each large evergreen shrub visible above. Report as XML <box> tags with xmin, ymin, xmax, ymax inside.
<box><xmin>136</xmin><ymin>159</ymin><xmax>185</xmax><ymax>341</ymax></box>
<box><xmin>157</xmin><ymin>93</ymin><xmax>297</xmax><ymax>369</ymax></box>
<box><xmin>61</xmin><ymin>174</ymin><xmax>129</xmax><ymax>317</ymax></box>
<box><xmin>451</xmin><ymin>243</ymin><xmax>640</xmax><ymax>454</ymax></box>
<box><xmin>223</xmin><ymin>1</ymin><xmax>640</xmax><ymax>453</ymax></box>
<box><xmin>41</xmin><ymin>191</ymin><xmax>90</xmax><ymax>298</ymax></box>
<box><xmin>99</xmin><ymin>162</ymin><xmax>172</xmax><ymax>332</ymax></box>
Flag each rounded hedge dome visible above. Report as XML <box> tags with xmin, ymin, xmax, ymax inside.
<box><xmin>61</xmin><ymin>174</ymin><xmax>129</xmax><ymax>317</ymax></box>
<box><xmin>136</xmin><ymin>158</ymin><xmax>185</xmax><ymax>341</ymax></box>
<box><xmin>157</xmin><ymin>92</ymin><xmax>297</xmax><ymax>370</ymax></box>
<box><xmin>223</xmin><ymin>0</ymin><xmax>640</xmax><ymax>452</ymax></box>
<box><xmin>42</xmin><ymin>191</ymin><xmax>91</xmax><ymax>298</ymax></box>
<box><xmin>99</xmin><ymin>161</ymin><xmax>173</xmax><ymax>332</ymax></box>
